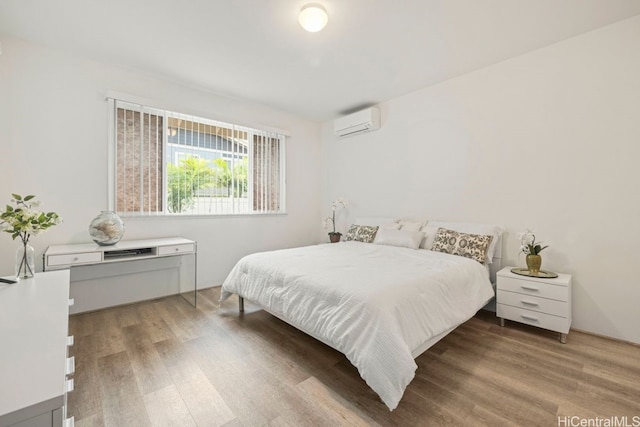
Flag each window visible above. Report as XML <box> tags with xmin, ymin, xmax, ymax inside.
<box><xmin>108</xmin><ymin>99</ymin><xmax>286</xmax><ymax>216</ymax></box>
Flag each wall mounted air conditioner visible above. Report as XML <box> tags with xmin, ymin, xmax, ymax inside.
<box><xmin>334</xmin><ymin>106</ymin><xmax>380</xmax><ymax>138</ymax></box>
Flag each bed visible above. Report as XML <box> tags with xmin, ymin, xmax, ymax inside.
<box><xmin>220</xmin><ymin>220</ymin><xmax>502</xmax><ymax>410</ymax></box>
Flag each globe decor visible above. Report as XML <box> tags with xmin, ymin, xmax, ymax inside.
<box><xmin>88</xmin><ymin>211</ymin><xmax>125</xmax><ymax>245</ymax></box>
<box><xmin>0</xmin><ymin>194</ymin><xmax>62</xmax><ymax>280</ymax></box>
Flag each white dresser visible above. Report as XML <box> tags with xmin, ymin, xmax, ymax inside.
<box><xmin>496</xmin><ymin>266</ymin><xmax>572</xmax><ymax>343</ymax></box>
<box><xmin>0</xmin><ymin>270</ymin><xmax>74</xmax><ymax>427</ymax></box>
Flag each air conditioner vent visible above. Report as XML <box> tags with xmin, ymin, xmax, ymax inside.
<box><xmin>334</xmin><ymin>107</ymin><xmax>380</xmax><ymax>138</ymax></box>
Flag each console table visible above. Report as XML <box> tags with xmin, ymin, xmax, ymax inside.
<box><xmin>43</xmin><ymin>237</ymin><xmax>197</xmax><ymax>314</ymax></box>
<box><xmin>0</xmin><ymin>270</ymin><xmax>75</xmax><ymax>427</ymax></box>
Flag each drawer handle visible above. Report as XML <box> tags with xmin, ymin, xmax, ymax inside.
<box><xmin>66</xmin><ymin>378</ymin><xmax>74</xmax><ymax>393</ymax></box>
<box><xmin>68</xmin><ymin>298</ymin><xmax>75</xmax><ymax>307</ymax></box>
<box><xmin>521</xmin><ymin>300</ymin><xmax>539</xmax><ymax>307</ymax></box>
<box><xmin>64</xmin><ymin>416</ymin><xmax>75</xmax><ymax>427</ymax></box>
<box><xmin>521</xmin><ymin>314</ymin><xmax>539</xmax><ymax>322</ymax></box>
<box><xmin>73</xmin><ymin>257</ymin><xmax>79</xmax><ymax>261</ymax></box>
<box><xmin>66</xmin><ymin>356</ymin><xmax>75</xmax><ymax>375</ymax></box>
<box><xmin>175</xmin><ymin>248</ymin><xmax>180</xmax><ymax>252</ymax></box>
<box><xmin>521</xmin><ymin>285</ymin><xmax>539</xmax><ymax>292</ymax></box>
<box><xmin>67</xmin><ymin>335</ymin><xmax>75</xmax><ymax>347</ymax></box>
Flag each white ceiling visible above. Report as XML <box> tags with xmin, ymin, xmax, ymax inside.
<box><xmin>1</xmin><ymin>0</ymin><xmax>640</xmax><ymax>122</ymax></box>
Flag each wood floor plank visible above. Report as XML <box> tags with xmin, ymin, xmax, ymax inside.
<box><xmin>463</xmin><ymin>405</ymin><xmax>521</xmax><ymax>427</ymax></box>
<box><xmin>73</xmin><ymin>413</ymin><xmax>105</xmax><ymax>427</ymax></box>
<box><xmin>293</xmin><ymin>377</ymin><xmax>381</xmax><ymax>427</ymax></box>
<box><xmin>135</xmin><ymin>303</ymin><xmax>177</xmax><ymax>344</ymax></box>
<box><xmin>416</xmin><ymin>351</ymin><xmax>558</xmax><ymax>426</ymax></box>
<box><xmin>65</xmin><ymin>334</ymin><xmax>102</xmax><ymax>421</ymax></box>
<box><xmin>91</xmin><ymin>310</ymin><xmax>128</xmax><ymax>358</ymax></box>
<box><xmin>97</xmin><ymin>351</ymin><xmax>153</xmax><ymax>427</ymax></box>
<box><xmin>150</xmin><ymin>297</ymin><xmax>201</xmax><ymax>342</ymax></box>
<box><xmin>184</xmin><ymin>334</ymin><xmax>278</xmax><ymax>425</ymax></box>
<box><xmin>67</xmin><ymin>289</ymin><xmax>640</xmax><ymax>427</ymax></box>
<box><xmin>154</xmin><ymin>337</ymin><xmax>236</xmax><ymax>426</ymax></box>
<box><xmin>121</xmin><ymin>323</ymin><xmax>174</xmax><ymax>395</ymax></box>
<box><xmin>142</xmin><ymin>385</ymin><xmax>197</xmax><ymax>427</ymax></box>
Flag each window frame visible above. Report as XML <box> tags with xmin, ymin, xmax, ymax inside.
<box><xmin>107</xmin><ymin>97</ymin><xmax>287</xmax><ymax>217</ymax></box>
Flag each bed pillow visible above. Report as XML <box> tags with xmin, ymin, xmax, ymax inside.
<box><xmin>426</xmin><ymin>221</ymin><xmax>504</xmax><ymax>263</ymax></box>
<box><xmin>374</xmin><ymin>229</ymin><xmax>425</xmax><ymax>250</ymax></box>
<box><xmin>431</xmin><ymin>228</ymin><xmax>493</xmax><ymax>264</ymax></box>
<box><xmin>344</xmin><ymin>224</ymin><xmax>379</xmax><ymax>243</ymax></box>
<box><xmin>419</xmin><ymin>225</ymin><xmax>438</xmax><ymax>250</ymax></box>
<box><xmin>381</xmin><ymin>222</ymin><xmax>401</xmax><ymax>230</ymax></box>
<box><xmin>355</xmin><ymin>217</ymin><xmax>399</xmax><ymax>228</ymax></box>
<box><xmin>397</xmin><ymin>219</ymin><xmax>426</xmax><ymax>231</ymax></box>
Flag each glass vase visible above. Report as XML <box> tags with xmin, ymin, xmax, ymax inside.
<box><xmin>16</xmin><ymin>242</ymin><xmax>36</xmax><ymax>280</ymax></box>
<box><xmin>88</xmin><ymin>210</ymin><xmax>125</xmax><ymax>245</ymax></box>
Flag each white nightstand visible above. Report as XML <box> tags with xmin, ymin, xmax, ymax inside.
<box><xmin>496</xmin><ymin>266</ymin><xmax>572</xmax><ymax>343</ymax></box>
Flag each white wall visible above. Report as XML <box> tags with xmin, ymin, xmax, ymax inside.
<box><xmin>321</xmin><ymin>16</ymin><xmax>640</xmax><ymax>344</ymax></box>
<box><xmin>0</xmin><ymin>36</ymin><xmax>322</xmax><ymax>287</ymax></box>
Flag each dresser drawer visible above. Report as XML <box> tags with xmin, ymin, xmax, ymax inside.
<box><xmin>497</xmin><ymin>304</ymin><xmax>571</xmax><ymax>334</ymax></box>
<box><xmin>47</xmin><ymin>252</ymin><xmax>102</xmax><ymax>267</ymax></box>
<box><xmin>497</xmin><ymin>276</ymin><xmax>568</xmax><ymax>302</ymax></box>
<box><xmin>158</xmin><ymin>243</ymin><xmax>194</xmax><ymax>256</ymax></box>
<box><xmin>497</xmin><ymin>289</ymin><xmax>568</xmax><ymax>317</ymax></box>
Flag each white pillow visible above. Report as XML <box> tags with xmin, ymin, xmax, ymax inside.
<box><xmin>425</xmin><ymin>221</ymin><xmax>504</xmax><ymax>263</ymax></box>
<box><xmin>398</xmin><ymin>219</ymin><xmax>427</xmax><ymax>231</ymax></box>
<box><xmin>355</xmin><ymin>217</ymin><xmax>398</xmax><ymax>228</ymax></box>
<box><xmin>374</xmin><ymin>229</ymin><xmax>425</xmax><ymax>250</ymax></box>
<box><xmin>381</xmin><ymin>222</ymin><xmax>401</xmax><ymax>230</ymax></box>
<box><xmin>419</xmin><ymin>225</ymin><xmax>438</xmax><ymax>250</ymax></box>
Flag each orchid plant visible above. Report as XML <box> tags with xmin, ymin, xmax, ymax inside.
<box><xmin>323</xmin><ymin>197</ymin><xmax>347</xmax><ymax>235</ymax></box>
<box><xmin>516</xmin><ymin>229</ymin><xmax>548</xmax><ymax>256</ymax></box>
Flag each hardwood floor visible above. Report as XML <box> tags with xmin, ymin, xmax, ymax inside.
<box><xmin>67</xmin><ymin>288</ymin><xmax>640</xmax><ymax>426</ymax></box>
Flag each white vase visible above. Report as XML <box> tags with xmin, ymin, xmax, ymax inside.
<box><xmin>16</xmin><ymin>242</ymin><xmax>35</xmax><ymax>280</ymax></box>
<box><xmin>88</xmin><ymin>211</ymin><xmax>125</xmax><ymax>245</ymax></box>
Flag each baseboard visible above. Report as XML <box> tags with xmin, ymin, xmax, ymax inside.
<box><xmin>569</xmin><ymin>327</ymin><xmax>640</xmax><ymax>347</ymax></box>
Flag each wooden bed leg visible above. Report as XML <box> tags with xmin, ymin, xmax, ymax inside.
<box><xmin>239</xmin><ymin>296</ymin><xmax>244</xmax><ymax>313</ymax></box>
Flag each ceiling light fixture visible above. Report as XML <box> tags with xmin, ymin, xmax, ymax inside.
<box><xmin>298</xmin><ymin>3</ymin><xmax>328</xmax><ymax>33</ymax></box>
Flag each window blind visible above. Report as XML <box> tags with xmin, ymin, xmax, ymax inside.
<box><xmin>109</xmin><ymin>99</ymin><xmax>286</xmax><ymax>216</ymax></box>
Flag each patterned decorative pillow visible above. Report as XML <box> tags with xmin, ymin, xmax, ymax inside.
<box><xmin>431</xmin><ymin>227</ymin><xmax>494</xmax><ymax>264</ymax></box>
<box><xmin>345</xmin><ymin>224</ymin><xmax>360</xmax><ymax>241</ymax></box>
<box><xmin>344</xmin><ymin>224</ymin><xmax>380</xmax><ymax>243</ymax></box>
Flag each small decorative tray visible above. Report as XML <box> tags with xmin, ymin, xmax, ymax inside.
<box><xmin>510</xmin><ymin>268</ymin><xmax>559</xmax><ymax>279</ymax></box>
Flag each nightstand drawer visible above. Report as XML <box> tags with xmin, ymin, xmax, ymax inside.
<box><xmin>158</xmin><ymin>243</ymin><xmax>194</xmax><ymax>256</ymax></box>
<box><xmin>47</xmin><ymin>252</ymin><xmax>102</xmax><ymax>267</ymax></box>
<box><xmin>497</xmin><ymin>304</ymin><xmax>570</xmax><ymax>334</ymax></box>
<box><xmin>497</xmin><ymin>276</ymin><xmax>568</xmax><ymax>302</ymax></box>
<box><xmin>497</xmin><ymin>289</ymin><xmax>568</xmax><ymax>316</ymax></box>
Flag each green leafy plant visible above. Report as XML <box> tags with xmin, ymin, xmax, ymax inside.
<box><xmin>1</xmin><ymin>194</ymin><xmax>61</xmax><ymax>242</ymax></box>
<box><xmin>212</xmin><ymin>157</ymin><xmax>248</xmax><ymax>198</ymax></box>
<box><xmin>516</xmin><ymin>229</ymin><xmax>548</xmax><ymax>255</ymax></box>
<box><xmin>1</xmin><ymin>194</ymin><xmax>62</xmax><ymax>277</ymax></box>
<box><xmin>167</xmin><ymin>157</ymin><xmax>216</xmax><ymax>213</ymax></box>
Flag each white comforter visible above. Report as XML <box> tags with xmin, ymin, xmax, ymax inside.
<box><xmin>220</xmin><ymin>242</ymin><xmax>494</xmax><ymax>410</ymax></box>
